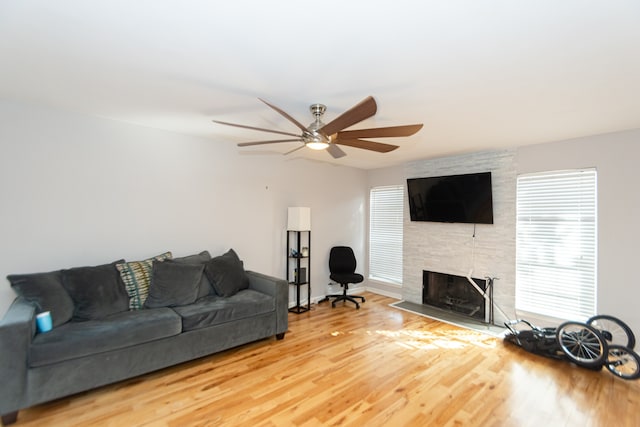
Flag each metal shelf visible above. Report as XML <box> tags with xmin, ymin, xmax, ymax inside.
<box><xmin>287</xmin><ymin>230</ymin><xmax>311</xmax><ymax>314</ymax></box>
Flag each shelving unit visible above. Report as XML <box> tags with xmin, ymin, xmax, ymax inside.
<box><xmin>287</xmin><ymin>230</ymin><xmax>311</xmax><ymax>314</ymax></box>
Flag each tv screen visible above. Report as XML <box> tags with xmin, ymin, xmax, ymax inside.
<box><xmin>407</xmin><ymin>172</ymin><xmax>494</xmax><ymax>224</ymax></box>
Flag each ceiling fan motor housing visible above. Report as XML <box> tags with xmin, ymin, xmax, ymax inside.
<box><xmin>305</xmin><ymin>103</ymin><xmax>330</xmax><ymax>148</ymax></box>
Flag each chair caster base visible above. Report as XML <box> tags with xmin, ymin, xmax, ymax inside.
<box><xmin>328</xmin><ymin>294</ymin><xmax>365</xmax><ymax>309</ymax></box>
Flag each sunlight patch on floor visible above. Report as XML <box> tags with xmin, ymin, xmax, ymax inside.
<box><xmin>367</xmin><ymin>328</ymin><xmax>497</xmax><ymax>351</ymax></box>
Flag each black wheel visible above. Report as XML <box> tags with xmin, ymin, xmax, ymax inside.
<box><xmin>587</xmin><ymin>315</ymin><xmax>635</xmax><ymax>350</ymax></box>
<box><xmin>556</xmin><ymin>321</ymin><xmax>608</xmax><ymax>368</ymax></box>
<box><xmin>605</xmin><ymin>345</ymin><xmax>640</xmax><ymax>380</ymax></box>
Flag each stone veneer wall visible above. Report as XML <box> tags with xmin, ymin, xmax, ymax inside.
<box><xmin>403</xmin><ymin>149</ymin><xmax>517</xmax><ymax>323</ymax></box>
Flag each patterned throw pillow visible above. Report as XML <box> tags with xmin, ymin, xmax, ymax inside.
<box><xmin>116</xmin><ymin>252</ymin><xmax>173</xmax><ymax>309</ymax></box>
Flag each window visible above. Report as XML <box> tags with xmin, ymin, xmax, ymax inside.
<box><xmin>369</xmin><ymin>185</ymin><xmax>404</xmax><ymax>285</ymax></box>
<box><xmin>516</xmin><ymin>169</ymin><xmax>597</xmax><ymax>321</ymax></box>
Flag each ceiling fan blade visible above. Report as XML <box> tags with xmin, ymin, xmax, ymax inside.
<box><xmin>326</xmin><ymin>144</ymin><xmax>347</xmax><ymax>159</ymax></box>
<box><xmin>334</xmin><ymin>138</ymin><xmax>399</xmax><ymax>153</ymax></box>
<box><xmin>237</xmin><ymin>139</ymin><xmax>302</xmax><ymax>147</ymax></box>
<box><xmin>259</xmin><ymin>98</ymin><xmax>308</xmax><ymax>133</ymax></box>
<box><xmin>337</xmin><ymin>124</ymin><xmax>423</xmax><ymax>139</ymax></box>
<box><xmin>319</xmin><ymin>96</ymin><xmax>377</xmax><ymax>136</ymax></box>
<box><xmin>212</xmin><ymin>120</ymin><xmax>300</xmax><ymax>138</ymax></box>
<box><xmin>284</xmin><ymin>145</ymin><xmax>306</xmax><ymax>155</ymax></box>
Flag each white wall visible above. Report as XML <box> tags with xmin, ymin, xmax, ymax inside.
<box><xmin>0</xmin><ymin>100</ymin><xmax>367</xmax><ymax>316</ymax></box>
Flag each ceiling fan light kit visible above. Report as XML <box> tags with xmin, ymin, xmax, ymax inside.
<box><xmin>212</xmin><ymin>96</ymin><xmax>423</xmax><ymax>159</ymax></box>
<box><xmin>305</xmin><ymin>141</ymin><xmax>330</xmax><ymax>150</ymax></box>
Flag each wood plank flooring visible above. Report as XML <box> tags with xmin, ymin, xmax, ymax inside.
<box><xmin>13</xmin><ymin>293</ymin><xmax>640</xmax><ymax>426</ymax></box>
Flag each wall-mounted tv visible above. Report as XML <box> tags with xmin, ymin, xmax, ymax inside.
<box><xmin>407</xmin><ymin>172</ymin><xmax>494</xmax><ymax>224</ymax></box>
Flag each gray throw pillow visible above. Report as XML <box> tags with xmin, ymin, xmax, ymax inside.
<box><xmin>61</xmin><ymin>260</ymin><xmax>129</xmax><ymax>321</ymax></box>
<box><xmin>173</xmin><ymin>251</ymin><xmax>211</xmax><ymax>265</ymax></box>
<box><xmin>173</xmin><ymin>251</ymin><xmax>212</xmax><ymax>299</ymax></box>
<box><xmin>144</xmin><ymin>260</ymin><xmax>204</xmax><ymax>308</ymax></box>
<box><xmin>8</xmin><ymin>270</ymin><xmax>74</xmax><ymax>327</ymax></box>
<box><xmin>204</xmin><ymin>249</ymin><xmax>249</xmax><ymax>297</ymax></box>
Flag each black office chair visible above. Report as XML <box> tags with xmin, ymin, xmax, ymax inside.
<box><xmin>325</xmin><ymin>246</ymin><xmax>366</xmax><ymax>309</ymax></box>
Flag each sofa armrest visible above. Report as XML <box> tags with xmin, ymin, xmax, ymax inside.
<box><xmin>0</xmin><ymin>297</ymin><xmax>36</xmax><ymax>416</ymax></box>
<box><xmin>246</xmin><ymin>271</ymin><xmax>288</xmax><ymax>336</ymax></box>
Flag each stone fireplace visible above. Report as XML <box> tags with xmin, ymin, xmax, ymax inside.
<box><xmin>423</xmin><ymin>270</ymin><xmax>489</xmax><ymax>322</ymax></box>
<box><xmin>401</xmin><ymin>149</ymin><xmax>517</xmax><ymax>326</ymax></box>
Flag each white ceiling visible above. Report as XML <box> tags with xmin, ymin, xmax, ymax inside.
<box><xmin>1</xmin><ymin>1</ymin><xmax>639</xmax><ymax>169</ymax></box>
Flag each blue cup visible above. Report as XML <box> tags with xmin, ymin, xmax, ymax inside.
<box><xmin>36</xmin><ymin>311</ymin><xmax>53</xmax><ymax>333</ymax></box>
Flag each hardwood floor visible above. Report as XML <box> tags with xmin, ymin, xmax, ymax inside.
<box><xmin>14</xmin><ymin>293</ymin><xmax>640</xmax><ymax>426</ymax></box>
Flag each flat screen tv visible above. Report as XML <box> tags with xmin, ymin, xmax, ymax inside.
<box><xmin>407</xmin><ymin>172</ymin><xmax>494</xmax><ymax>224</ymax></box>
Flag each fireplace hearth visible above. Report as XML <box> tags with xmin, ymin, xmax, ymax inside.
<box><xmin>422</xmin><ymin>270</ymin><xmax>489</xmax><ymax>322</ymax></box>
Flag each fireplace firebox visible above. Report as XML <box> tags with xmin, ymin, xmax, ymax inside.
<box><xmin>422</xmin><ymin>270</ymin><xmax>489</xmax><ymax>322</ymax></box>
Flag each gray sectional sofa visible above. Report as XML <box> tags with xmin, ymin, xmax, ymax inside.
<box><xmin>0</xmin><ymin>249</ymin><xmax>288</xmax><ymax>425</ymax></box>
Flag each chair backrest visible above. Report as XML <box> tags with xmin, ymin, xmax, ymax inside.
<box><xmin>329</xmin><ymin>246</ymin><xmax>357</xmax><ymax>274</ymax></box>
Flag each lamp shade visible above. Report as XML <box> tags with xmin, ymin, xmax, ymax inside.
<box><xmin>287</xmin><ymin>207</ymin><xmax>311</xmax><ymax>231</ymax></box>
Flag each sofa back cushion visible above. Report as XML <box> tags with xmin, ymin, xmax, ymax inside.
<box><xmin>8</xmin><ymin>270</ymin><xmax>74</xmax><ymax>327</ymax></box>
<box><xmin>116</xmin><ymin>252</ymin><xmax>173</xmax><ymax>309</ymax></box>
<box><xmin>144</xmin><ymin>260</ymin><xmax>204</xmax><ymax>308</ymax></box>
<box><xmin>61</xmin><ymin>260</ymin><xmax>129</xmax><ymax>320</ymax></box>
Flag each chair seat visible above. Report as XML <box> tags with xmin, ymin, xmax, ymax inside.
<box><xmin>330</xmin><ymin>272</ymin><xmax>363</xmax><ymax>284</ymax></box>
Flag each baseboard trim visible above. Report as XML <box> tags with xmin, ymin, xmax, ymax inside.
<box><xmin>363</xmin><ymin>287</ymin><xmax>402</xmax><ymax>300</ymax></box>
<box><xmin>288</xmin><ymin>287</ymin><xmax>401</xmax><ymax>309</ymax></box>
<box><xmin>288</xmin><ymin>295</ymin><xmax>326</xmax><ymax>309</ymax></box>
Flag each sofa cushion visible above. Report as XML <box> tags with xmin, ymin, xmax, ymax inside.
<box><xmin>61</xmin><ymin>260</ymin><xmax>129</xmax><ymax>321</ymax></box>
<box><xmin>144</xmin><ymin>260</ymin><xmax>204</xmax><ymax>308</ymax></box>
<box><xmin>204</xmin><ymin>249</ymin><xmax>249</xmax><ymax>297</ymax></box>
<box><xmin>173</xmin><ymin>251</ymin><xmax>212</xmax><ymax>299</ymax></box>
<box><xmin>116</xmin><ymin>252</ymin><xmax>173</xmax><ymax>309</ymax></box>
<box><xmin>29</xmin><ymin>307</ymin><xmax>182</xmax><ymax>367</ymax></box>
<box><xmin>8</xmin><ymin>270</ymin><xmax>74</xmax><ymax>327</ymax></box>
<box><xmin>172</xmin><ymin>289</ymin><xmax>275</xmax><ymax>332</ymax></box>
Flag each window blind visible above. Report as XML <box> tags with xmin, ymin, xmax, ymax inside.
<box><xmin>516</xmin><ymin>169</ymin><xmax>597</xmax><ymax>321</ymax></box>
<box><xmin>369</xmin><ymin>185</ymin><xmax>404</xmax><ymax>285</ymax></box>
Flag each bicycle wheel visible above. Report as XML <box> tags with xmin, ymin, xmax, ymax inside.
<box><xmin>587</xmin><ymin>315</ymin><xmax>635</xmax><ymax>349</ymax></box>
<box><xmin>556</xmin><ymin>322</ymin><xmax>608</xmax><ymax>368</ymax></box>
<box><xmin>605</xmin><ymin>345</ymin><xmax>640</xmax><ymax>380</ymax></box>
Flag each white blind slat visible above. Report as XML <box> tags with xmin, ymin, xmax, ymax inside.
<box><xmin>369</xmin><ymin>186</ymin><xmax>403</xmax><ymax>285</ymax></box>
<box><xmin>516</xmin><ymin>169</ymin><xmax>597</xmax><ymax>321</ymax></box>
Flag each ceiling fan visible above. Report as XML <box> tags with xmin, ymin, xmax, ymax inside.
<box><xmin>212</xmin><ymin>96</ymin><xmax>423</xmax><ymax>159</ymax></box>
